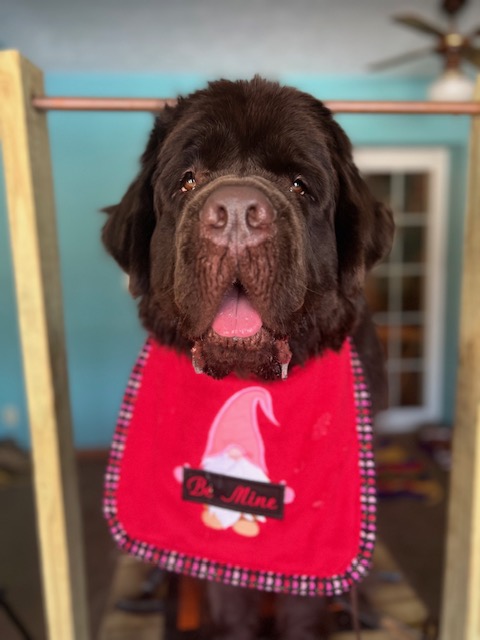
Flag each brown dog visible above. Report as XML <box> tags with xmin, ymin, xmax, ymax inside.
<box><xmin>103</xmin><ymin>78</ymin><xmax>394</xmax><ymax>639</ymax></box>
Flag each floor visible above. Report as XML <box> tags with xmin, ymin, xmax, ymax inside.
<box><xmin>0</xmin><ymin>434</ymin><xmax>448</xmax><ymax>640</ymax></box>
<box><xmin>0</xmin><ymin>456</ymin><xmax>117</xmax><ymax>640</ymax></box>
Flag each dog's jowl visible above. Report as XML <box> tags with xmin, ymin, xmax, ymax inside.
<box><xmin>102</xmin><ymin>78</ymin><xmax>394</xmax><ymax>639</ymax></box>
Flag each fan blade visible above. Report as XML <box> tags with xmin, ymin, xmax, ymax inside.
<box><xmin>468</xmin><ymin>26</ymin><xmax>480</xmax><ymax>38</ymax></box>
<box><xmin>369</xmin><ymin>47</ymin><xmax>436</xmax><ymax>71</ymax></box>
<box><xmin>393</xmin><ymin>14</ymin><xmax>446</xmax><ymax>38</ymax></box>
<box><xmin>460</xmin><ymin>44</ymin><xmax>480</xmax><ymax>67</ymax></box>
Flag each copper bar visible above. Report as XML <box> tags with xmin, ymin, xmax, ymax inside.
<box><xmin>31</xmin><ymin>95</ymin><xmax>480</xmax><ymax>115</ymax></box>
<box><xmin>326</xmin><ymin>100</ymin><xmax>480</xmax><ymax>115</ymax></box>
<box><xmin>31</xmin><ymin>96</ymin><xmax>178</xmax><ymax>111</ymax></box>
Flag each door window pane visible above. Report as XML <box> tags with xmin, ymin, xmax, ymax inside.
<box><xmin>404</xmin><ymin>173</ymin><xmax>429</xmax><ymax>213</ymax></box>
<box><xmin>402</xmin><ymin>226</ymin><xmax>426</xmax><ymax>264</ymax></box>
<box><xmin>401</xmin><ymin>275</ymin><xmax>424</xmax><ymax>312</ymax></box>
<box><xmin>400</xmin><ymin>371</ymin><xmax>423</xmax><ymax>406</ymax></box>
<box><xmin>375</xmin><ymin>324</ymin><xmax>392</xmax><ymax>359</ymax></box>
<box><xmin>400</xmin><ymin>325</ymin><xmax>424</xmax><ymax>359</ymax></box>
<box><xmin>365</xmin><ymin>274</ymin><xmax>389</xmax><ymax>314</ymax></box>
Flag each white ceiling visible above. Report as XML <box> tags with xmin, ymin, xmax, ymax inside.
<box><xmin>2</xmin><ymin>0</ymin><xmax>480</xmax><ymax>76</ymax></box>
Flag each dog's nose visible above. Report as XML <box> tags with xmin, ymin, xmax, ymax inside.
<box><xmin>200</xmin><ymin>185</ymin><xmax>276</xmax><ymax>248</ymax></box>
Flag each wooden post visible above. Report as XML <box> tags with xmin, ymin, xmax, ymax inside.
<box><xmin>440</xmin><ymin>78</ymin><xmax>480</xmax><ymax>640</ymax></box>
<box><xmin>0</xmin><ymin>50</ymin><xmax>89</xmax><ymax>639</ymax></box>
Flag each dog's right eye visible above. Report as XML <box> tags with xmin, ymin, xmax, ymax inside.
<box><xmin>290</xmin><ymin>178</ymin><xmax>307</xmax><ymax>196</ymax></box>
<box><xmin>181</xmin><ymin>172</ymin><xmax>197</xmax><ymax>192</ymax></box>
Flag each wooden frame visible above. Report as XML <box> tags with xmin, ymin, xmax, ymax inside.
<box><xmin>1</xmin><ymin>49</ymin><xmax>479</xmax><ymax>639</ymax></box>
<box><xmin>0</xmin><ymin>51</ymin><xmax>89</xmax><ymax>640</ymax></box>
<box><xmin>439</xmin><ymin>78</ymin><xmax>480</xmax><ymax>640</ymax></box>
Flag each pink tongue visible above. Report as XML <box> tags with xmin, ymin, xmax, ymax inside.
<box><xmin>212</xmin><ymin>287</ymin><xmax>263</xmax><ymax>338</ymax></box>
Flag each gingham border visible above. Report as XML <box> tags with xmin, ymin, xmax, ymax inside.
<box><xmin>103</xmin><ymin>337</ymin><xmax>376</xmax><ymax>597</ymax></box>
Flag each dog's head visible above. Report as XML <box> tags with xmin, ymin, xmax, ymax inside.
<box><xmin>102</xmin><ymin>78</ymin><xmax>394</xmax><ymax>380</ymax></box>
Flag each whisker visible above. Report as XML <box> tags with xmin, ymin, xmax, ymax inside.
<box><xmin>304</xmin><ymin>286</ymin><xmax>325</xmax><ymax>297</ymax></box>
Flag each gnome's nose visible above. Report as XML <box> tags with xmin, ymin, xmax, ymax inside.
<box><xmin>200</xmin><ymin>186</ymin><xmax>276</xmax><ymax>249</ymax></box>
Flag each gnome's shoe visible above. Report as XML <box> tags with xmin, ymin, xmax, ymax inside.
<box><xmin>202</xmin><ymin>509</ymin><xmax>224</xmax><ymax>530</ymax></box>
<box><xmin>233</xmin><ymin>517</ymin><xmax>260</xmax><ymax>537</ymax></box>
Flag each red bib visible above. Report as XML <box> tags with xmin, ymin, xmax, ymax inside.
<box><xmin>104</xmin><ymin>338</ymin><xmax>376</xmax><ymax>597</ymax></box>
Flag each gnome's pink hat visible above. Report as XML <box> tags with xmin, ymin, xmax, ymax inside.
<box><xmin>201</xmin><ymin>387</ymin><xmax>279</xmax><ymax>473</ymax></box>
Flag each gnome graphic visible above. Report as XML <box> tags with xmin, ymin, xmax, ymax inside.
<box><xmin>175</xmin><ymin>387</ymin><xmax>294</xmax><ymax>537</ymax></box>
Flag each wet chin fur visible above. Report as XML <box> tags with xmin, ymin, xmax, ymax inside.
<box><xmin>192</xmin><ymin>329</ymin><xmax>286</xmax><ymax>380</ymax></box>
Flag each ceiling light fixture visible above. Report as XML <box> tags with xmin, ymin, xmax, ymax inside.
<box><xmin>428</xmin><ymin>66</ymin><xmax>474</xmax><ymax>100</ymax></box>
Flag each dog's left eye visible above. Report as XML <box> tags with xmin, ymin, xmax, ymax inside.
<box><xmin>181</xmin><ymin>172</ymin><xmax>197</xmax><ymax>192</ymax></box>
<box><xmin>290</xmin><ymin>178</ymin><xmax>307</xmax><ymax>196</ymax></box>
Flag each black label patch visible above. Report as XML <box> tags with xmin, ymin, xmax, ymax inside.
<box><xmin>182</xmin><ymin>468</ymin><xmax>285</xmax><ymax>520</ymax></box>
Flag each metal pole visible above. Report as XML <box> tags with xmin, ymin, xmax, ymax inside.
<box><xmin>31</xmin><ymin>96</ymin><xmax>480</xmax><ymax>115</ymax></box>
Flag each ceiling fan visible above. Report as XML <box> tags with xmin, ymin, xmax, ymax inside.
<box><xmin>370</xmin><ymin>0</ymin><xmax>480</xmax><ymax>98</ymax></box>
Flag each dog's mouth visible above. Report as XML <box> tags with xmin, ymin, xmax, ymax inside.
<box><xmin>211</xmin><ymin>282</ymin><xmax>263</xmax><ymax>339</ymax></box>
<box><xmin>190</xmin><ymin>281</ymin><xmax>292</xmax><ymax>380</ymax></box>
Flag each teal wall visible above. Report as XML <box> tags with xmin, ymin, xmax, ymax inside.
<box><xmin>0</xmin><ymin>74</ymin><xmax>470</xmax><ymax>448</ymax></box>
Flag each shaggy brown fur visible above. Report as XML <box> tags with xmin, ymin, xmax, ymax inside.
<box><xmin>102</xmin><ymin>77</ymin><xmax>394</xmax><ymax>639</ymax></box>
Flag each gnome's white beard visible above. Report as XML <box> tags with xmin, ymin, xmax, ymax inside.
<box><xmin>202</xmin><ymin>450</ymin><xmax>270</xmax><ymax>527</ymax></box>
<box><xmin>203</xmin><ymin>451</ymin><xmax>269</xmax><ymax>481</ymax></box>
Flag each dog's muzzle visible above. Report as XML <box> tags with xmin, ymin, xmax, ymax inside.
<box><xmin>199</xmin><ymin>185</ymin><xmax>275</xmax><ymax>340</ymax></box>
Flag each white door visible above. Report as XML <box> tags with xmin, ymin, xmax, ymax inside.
<box><xmin>354</xmin><ymin>148</ymin><xmax>449</xmax><ymax>433</ymax></box>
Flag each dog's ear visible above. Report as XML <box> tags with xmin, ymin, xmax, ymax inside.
<box><xmin>326</xmin><ymin>116</ymin><xmax>395</xmax><ymax>299</ymax></box>
<box><xmin>102</xmin><ymin>107</ymin><xmax>178</xmax><ymax>297</ymax></box>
